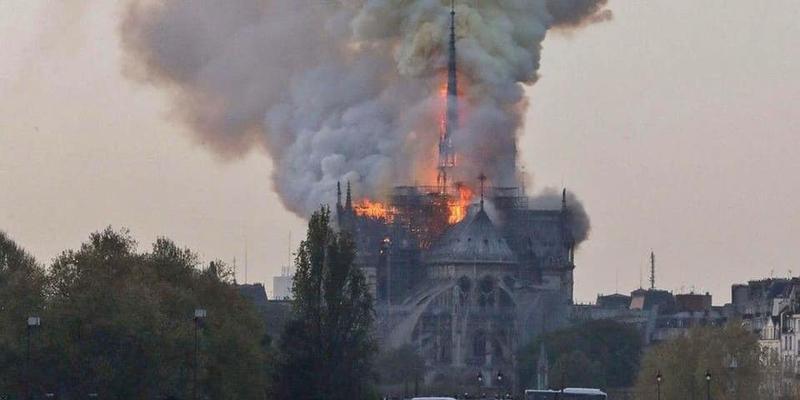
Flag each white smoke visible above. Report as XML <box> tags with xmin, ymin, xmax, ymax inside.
<box><xmin>121</xmin><ymin>0</ymin><xmax>610</xmax><ymax>217</ymax></box>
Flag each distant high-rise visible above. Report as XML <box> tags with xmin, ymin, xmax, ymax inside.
<box><xmin>272</xmin><ymin>265</ymin><xmax>294</xmax><ymax>300</ymax></box>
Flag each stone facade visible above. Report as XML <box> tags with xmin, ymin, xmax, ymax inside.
<box><xmin>338</xmin><ymin>191</ymin><xmax>576</xmax><ymax>391</ymax></box>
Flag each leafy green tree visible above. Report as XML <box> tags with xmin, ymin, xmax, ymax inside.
<box><xmin>26</xmin><ymin>227</ymin><xmax>269</xmax><ymax>399</ymax></box>
<box><xmin>518</xmin><ymin>319</ymin><xmax>642</xmax><ymax>390</ymax></box>
<box><xmin>0</xmin><ymin>231</ymin><xmax>46</xmax><ymax>397</ymax></box>
<box><xmin>273</xmin><ymin>207</ymin><xmax>375</xmax><ymax>400</ymax></box>
<box><xmin>634</xmin><ymin>323</ymin><xmax>761</xmax><ymax>400</ymax></box>
<box><xmin>550</xmin><ymin>350</ymin><xmax>605</xmax><ymax>389</ymax></box>
<box><xmin>376</xmin><ymin>344</ymin><xmax>426</xmax><ymax>397</ymax></box>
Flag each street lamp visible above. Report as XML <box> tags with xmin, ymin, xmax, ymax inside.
<box><xmin>26</xmin><ymin>316</ymin><xmax>41</xmax><ymax>400</ymax></box>
<box><xmin>193</xmin><ymin>309</ymin><xmax>207</xmax><ymax>400</ymax></box>
<box><xmin>656</xmin><ymin>370</ymin><xmax>662</xmax><ymax>400</ymax></box>
<box><xmin>705</xmin><ymin>370</ymin><xmax>712</xmax><ymax>400</ymax></box>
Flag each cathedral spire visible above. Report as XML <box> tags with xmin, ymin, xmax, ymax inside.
<box><xmin>345</xmin><ymin>181</ymin><xmax>352</xmax><ymax>211</ymax></box>
<box><xmin>336</xmin><ymin>181</ymin><xmax>342</xmax><ymax>208</ymax></box>
<box><xmin>437</xmin><ymin>0</ymin><xmax>458</xmax><ymax>193</ymax></box>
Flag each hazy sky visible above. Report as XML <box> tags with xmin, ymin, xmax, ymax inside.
<box><xmin>1</xmin><ymin>1</ymin><xmax>798</xmax><ymax>303</ymax></box>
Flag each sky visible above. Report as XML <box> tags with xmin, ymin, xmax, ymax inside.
<box><xmin>1</xmin><ymin>1</ymin><xmax>799</xmax><ymax>303</ymax></box>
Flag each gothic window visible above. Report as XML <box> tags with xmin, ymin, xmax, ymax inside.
<box><xmin>458</xmin><ymin>276</ymin><xmax>471</xmax><ymax>306</ymax></box>
<box><xmin>473</xmin><ymin>332</ymin><xmax>486</xmax><ymax>359</ymax></box>
<box><xmin>499</xmin><ymin>290</ymin><xmax>514</xmax><ymax>308</ymax></box>
<box><xmin>478</xmin><ymin>276</ymin><xmax>495</xmax><ymax>308</ymax></box>
<box><xmin>439</xmin><ymin>333</ymin><xmax>453</xmax><ymax>364</ymax></box>
<box><xmin>492</xmin><ymin>338</ymin><xmax>505</xmax><ymax>361</ymax></box>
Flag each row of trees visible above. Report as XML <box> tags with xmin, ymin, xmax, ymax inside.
<box><xmin>517</xmin><ymin>319</ymin><xmax>643</xmax><ymax>391</ymax></box>
<box><xmin>634</xmin><ymin>324</ymin><xmax>762</xmax><ymax>400</ymax></box>
<box><xmin>0</xmin><ymin>228</ymin><xmax>269</xmax><ymax>399</ymax></box>
<box><xmin>0</xmin><ymin>207</ymin><xmax>376</xmax><ymax>400</ymax></box>
<box><xmin>516</xmin><ymin>316</ymin><xmax>779</xmax><ymax>400</ymax></box>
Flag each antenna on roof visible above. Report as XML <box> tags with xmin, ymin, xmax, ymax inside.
<box><xmin>650</xmin><ymin>251</ymin><xmax>656</xmax><ymax>290</ymax></box>
<box><xmin>288</xmin><ymin>230</ymin><xmax>293</xmax><ymax>274</ymax></box>
<box><xmin>244</xmin><ymin>239</ymin><xmax>249</xmax><ymax>284</ymax></box>
<box><xmin>639</xmin><ymin>263</ymin><xmax>643</xmax><ymax>289</ymax></box>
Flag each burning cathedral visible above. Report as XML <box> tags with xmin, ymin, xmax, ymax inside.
<box><xmin>120</xmin><ymin>0</ymin><xmax>606</xmax><ymax>391</ymax></box>
<box><xmin>335</xmin><ymin>4</ymin><xmax>580</xmax><ymax>390</ymax></box>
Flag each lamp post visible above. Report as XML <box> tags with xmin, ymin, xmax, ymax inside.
<box><xmin>497</xmin><ymin>371</ymin><xmax>504</xmax><ymax>395</ymax></box>
<box><xmin>705</xmin><ymin>370</ymin><xmax>712</xmax><ymax>400</ymax></box>
<box><xmin>656</xmin><ymin>371</ymin><xmax>662</xmax><ymax>400</ymax></box>
<box><xmin>26</xmin><ymin>316</ymin><xmax>41</xmax><ymax>400</ymax></box>
<box><xmin>193</xmin><ymin>308</ymin><xmax>207</xmax><ymax>400</ymax></box>
<box><xmin>476</xmin><ymin>373</ymin><xmax>483</xmax><ymax>399</ymax></box>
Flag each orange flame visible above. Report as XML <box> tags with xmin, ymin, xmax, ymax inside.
<box><xmin>448</xmin><ymin>185</ymin><xmax>474</xmax><ymax>224</ymax></box>
<box><xmin>354</xmin><ymin>199</ymin><xmax>395</xmax><ymax>221</ymax></box>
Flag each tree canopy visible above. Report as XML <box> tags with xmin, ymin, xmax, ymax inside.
<box><xmin>0</xmin><ymin>231</ymin><xmax>46</xmax><ymax>395</ymax></box>
<box><xmin>518</xmin><ymin>319</ymin><xmax>643</xmax><ymax>391</ymax></box>
<box><xmin>272</xmin><ymin>207</ymin><xmax>375</xmax><ymax>400</ymax></box>
<box><xmin>375</xmin><ymin>344</ymin><xmax>426</xmax><ymax>398</ymax></box>
<box><xmin>634</xmin><ymin>323</ymin><xmax>761</xmax><ymax>400</ymax></box>
<box><xmin>0</xmin><ymin>228</ymin><xmax>270</xmax><ymax>400</ymax></box>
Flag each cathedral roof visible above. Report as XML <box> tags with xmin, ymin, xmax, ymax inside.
<box><xmin>426</xmin><ymin>206</ymin><xmax>517</xmax><ymax>265</ymax></box>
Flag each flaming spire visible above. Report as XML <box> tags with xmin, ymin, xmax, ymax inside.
<box><xmin>438</xmin><ymin>0</ymin><xmax>458</xmax><ymax>193</ymax></box>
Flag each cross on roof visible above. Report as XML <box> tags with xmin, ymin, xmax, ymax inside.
<box><xmin>478</xmin><ymin>173</ymin><xmax>487</xmax><ymax>210</ymax></box>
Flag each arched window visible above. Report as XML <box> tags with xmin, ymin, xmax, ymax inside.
<box><xmin>458</xmin><ymin>276</ymin><xmax>471</xmax><ymax>306</ymax></box>
<box><xmin>478</xmin><ymin>276</ymin><xmax>495</xmax><ymax>308</ymax></box>
<box><xmin>499</xmin><ymin>290</ymin><xmax>514</xmax><ymax>308</ymax></box>
<box><xmin>492</xmin><ymin>338</ymin><xmax>505</xmax><ymax>361</ymax></box>
<box><xmin>473</xmin><ymin>332</ymin><xmax>486</xmax><ymax>358</ymax></box>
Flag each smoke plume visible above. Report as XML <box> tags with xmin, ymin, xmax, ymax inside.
<box><xmin>528</xmin><ymin>188</ymin><xmax>591</xmax><ymax>245</ymax></box>
<box><xmin>120</xmin><ymin>0</ymin><xmax>609</xmax><ymax>225</ymax></box>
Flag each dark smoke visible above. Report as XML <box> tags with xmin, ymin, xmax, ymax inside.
<box><xmin>120</xmin><ymin>0</ymin><xmax>610</xmax><ymax>227</ymax></box>
<box><xmin>528</xmin><ymin>188</ymin><xmax>591</xmax><ymax>246</ymax></box>
<box><xmin>547</xmin><ymin>0</ymin><xmax>613</xmax><ymax>28</ymax></box>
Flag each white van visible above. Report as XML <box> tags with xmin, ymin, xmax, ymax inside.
<box><xmin>525</xmin><ymin>388</ymin><xmax>607</xmax><ymax>400</ymax></box>
<box><xmin>411</xmin><ymin>397</ymin><xmax>458</xmax><ymax>400</ymax></box>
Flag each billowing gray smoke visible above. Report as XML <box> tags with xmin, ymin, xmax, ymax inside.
<box><xmin>528</xmin><ymin>188</ymin><xmax>591</xmax><ymax>245</ymax></box>
<box><xmin>121</xmin><ymin>0</ymin><xmax>608</xmax><ymax>239</ymax></box>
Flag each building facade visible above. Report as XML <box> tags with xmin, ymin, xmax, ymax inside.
<box><xmin>337</xmin><ymin>187</ymin><xmax>577</xmax><ymax>390</ymax></box>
